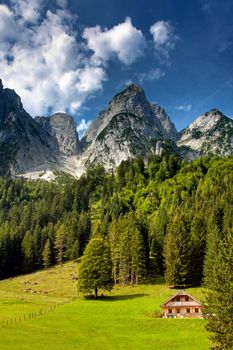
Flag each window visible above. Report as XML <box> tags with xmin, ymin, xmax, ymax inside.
<box><xmin>176</xmin><ymin>297</ymin><xmax>180</xmax><ymax>302</ymax></box>
<box><xmin>186</xmin><ymin>308</ymin><xmax>190</xmax><ymax>313</ymax></box>
<box><xmin>177</xmin><ymin>309</ymin><xmax>180</xmax><ymax>313</ymax></box>
<box><xmin>168</xmin><ymin>309</ymin><xmax>172</xmax><ymax>314</ymax></box>
<box><xmin>195</xmin><ymin>308</ymin><xmax>199</xmax><ymax>313</ymax></box>
<box><xmin>185</xmin><ymin>297</ymin><xmax>189</xmax><ymax>301</ymax></box>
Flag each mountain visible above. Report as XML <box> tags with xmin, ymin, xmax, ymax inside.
<box><xmin>178</xmin><ymin>109</ymin><xmax>233</xmax><ymax>159</ymax></box>
<box><xmin>83</xmin><ymin>84</ymin><xmax>178</xmax><ymax>169</ymax></box>
<box><xmin>0</xmin><ymin>79</ymin><xmax>58</xmax><ymax>176</ymax></box>
<box><xmin>0</xmin><ymin>79</ymin><xmax>232</xmax><ymax>179</ymax></box>
<box><xmin>35</xmin><ymin>113</ymin><xmax>80</xmax><ymax>156</ymax></box>
<box><xmin>150</xmin><ymin>103</ymin><xmax>177</xmax><ymax>141</ymax></box>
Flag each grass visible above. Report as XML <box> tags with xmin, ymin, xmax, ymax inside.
<box><xmin>0</xmin><ymin>262</ymin><xmax>211</xmax><ymax>350</ymax></box>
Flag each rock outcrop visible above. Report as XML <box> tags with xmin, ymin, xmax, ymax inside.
<box><xmin>177</xmin><ymin>109</ymin><xmax>233</xmax><ymax>157</ymax></box>
<box><xmin>35</xmin><ymin>113</ymin><xmax>79</xmax><ymax>156</ymax></box>
<box><xmin>83</xmin><ymin>84</ymin><xmax>176</xmax><ymax>169</ymax></box>
<box><xmin>0</xmin><ymin>79</ymin><xmax>232</xmax><ymax>179</ymax></box>
<box><xmin>0</xmin><ymin>79</ymin><xmax>58</xmax><ymax>176</ymax></box>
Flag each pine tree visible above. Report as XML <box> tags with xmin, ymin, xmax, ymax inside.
<box><xmin>189</xmin><ymin>212</ymin><xmax>207</xmax><ymax>285</ymax></box>
<box><xmin>164</xmin><ymin>211</ymin><xmax>191</xmax><ymax>287</ymax></box>
<box><xmin>22</xmin><ymin>230</ymin><xmax>35</xmax><ymax>272</ymax></box>
<box><xmin>54</xmin><ymin>223</ymin><xmax>66</xmax><ymax>264</ymax></box>
<box><xmin>42</xmin><ymin>239</ymin><xmax>51</xmax><ymax>268</ymax></box>
<box><xmin>204</xmin><ymin>229</ymin><xmax>233</xmax><ymax>349</ymax></box>
<box><xmin>77</xmin><ymin>237</ymin><xmax>112</xmax><ymax>298</ymax></box>
<box><xmin>108</xmin><ymin>218</ymin><xmax>120</xmax><ymax>285</ymax></box>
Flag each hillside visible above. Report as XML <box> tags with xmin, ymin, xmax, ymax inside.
<box><xmin>0</xmin><ymin>262</ymin><xmax>210</xmax><ymax>350</ymax></box>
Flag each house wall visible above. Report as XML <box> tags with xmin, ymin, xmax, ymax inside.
<box><xmin>164</xmin><ymin>306</ymin><xmax>203</xmax><ymax>318</ymax></box>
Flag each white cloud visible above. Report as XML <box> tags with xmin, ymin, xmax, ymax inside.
<box><xmin>10</xmin><ymin>0</ymin><xmax>43</xmax><ymax>24</ymax></box>
<box><xmin>175</xmin><ymin>104</ymin><xmax>192</xmax><ymax>112</ymax></box>
<box><xmin>56</xmin><ymin>0</ymin><xmax>68</xmax><ymax>9</ymax></box>
<box><xmin>150</xmin><ymin>21</ymin><xmax>177</xmax><ymax>58</ymax></box>
<box><xmin>83</xmin><ymin>17</ymin><xmax>145</xmax><ymax>65</ymax></box>
<box><xmin>77</xmin><ymin>118</ymin><xmax>92</xmax><ymax>138</ymax></box>
<box><xmin>0</xmin><ymin>2</ymin><xmax>107</xmax><ymax>117</ymax></box>
<box><xmin>0</xmin><ymin>2</ymin><xmax>177</xmax><ymax>118</ymax></box>
<box><xmin>0</xmin><ymin>3</ymin><xmax>146</xmax><ymax>117</ymax></box>
<box><xmin>138</xmin><ymin>68</ymin><xmax>165</xmax><ymax>83</ymax></box>
<box><xmin>0</xmin><ymin>4</ymin><xmax>18</xmax><ymax>42</ymax></box>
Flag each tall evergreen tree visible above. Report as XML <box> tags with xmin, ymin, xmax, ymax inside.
<box><xmin>204</xmin><ymin>229</ymin><xmax>233</xmax><ymax>349</ymax></box>
<box><xmin>77</xmin><ymin>237</ymin><xmax>112</xmax><ymax>298</ymax></box>
<box><xmin>164</xmin><ymin>211</ymin><xmax>191</xmax><ymax>287</ymax></box>
<box><xmin>42</xmin><ymin>239</ymin><xmax>51</xmax><ymax>268</ymax></box>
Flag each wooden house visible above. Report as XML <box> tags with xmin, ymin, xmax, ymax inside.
<box><xmin>161</xmin><ymin>290</ymin><xmax>203</xmax><ymax>318</ymax></box>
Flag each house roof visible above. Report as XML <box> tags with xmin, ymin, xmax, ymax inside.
<box><xmin>160</xmin><ymin>290</ymin><xmax>202</xmax><ymax>308</ymax></box>
<box><xmin>163</xmin><ymin>301</ymin><xmax>202</xmax><ymax>307</ymax></box>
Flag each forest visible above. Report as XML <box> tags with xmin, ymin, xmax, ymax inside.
<box><xmin>0</xmin><ymin>154</ymin><xmax>232</xmax><ymax>289</ymax></box>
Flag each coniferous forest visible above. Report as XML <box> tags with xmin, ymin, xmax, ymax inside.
<box><xmin>0</xmin><ymin>155</ymin><xmax>233</xmax><ymax>348</ymax></box>
<box><xmin>0</xmin><ymin>154</ymin><xmax>232</xmax><ymax>288</ymax></box>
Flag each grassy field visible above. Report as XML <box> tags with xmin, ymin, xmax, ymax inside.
<box><xmin>0</xmin><ymin>262</ymin><xmax>211</xmax><ymax>350</ymax></box>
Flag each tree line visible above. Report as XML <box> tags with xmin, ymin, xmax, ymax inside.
<box><xmin>0</xmin><ymin>154</ymin><xmax>232</xmax><ymax>348</ymax></box>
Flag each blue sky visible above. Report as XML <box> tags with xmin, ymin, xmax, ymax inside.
<box><xmin>0</xmin><ymin>0</ymin><xmax>232</xmax><ymax>135</ymax></box>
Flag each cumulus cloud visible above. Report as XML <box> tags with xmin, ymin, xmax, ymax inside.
<box><xmin>0</xmin><ymin>2</ymin><xmax>146</xmax><ymax>117</ymax></box>
<box><xmin>83</xmin><ymin>17</ymin><xmax>145</xmax><ymax>65</ymax></box>
<box><xmin>138</xmin><ymin>68</ymin><xmax>165</xmax><ymax>83</ymax></box>
<box><xmin>175</xmin><ymin>104</ymin><xmax>192</xmax><ymax>112</ymax></box>
<box><xmin>1</xmin><ymin>1</ymin><xmax>178</xmax><ymax>119</ymax></box>
<box><xmin>0</xmin><ymin>4</ymin><xmax>18</xmax><ymax>42</ymax></box>
<box><xmin>10</xmin><ymin>0</ymin><xmax>43</xmax><ymax>24</ymax></box>
<box><xmin>0</xmin><ymin>3</ymin><xmax>102</xmax><ymax>116</ymax></box>
<box><xmin>77</xmin><ymin>119</ymin><xmax>92</xmax><ymax>138</ymax></box>
<box><xmin>150</xmin><ymin>21</ymin><xmax>177</xmax><ymax>59</ymax></box>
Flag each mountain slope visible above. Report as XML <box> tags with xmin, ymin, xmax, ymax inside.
<box><xmin>0</xmin><ymin>79</ymin><xmax>233</xmax><ymax>179</ymax></box>
<box><xmin>0</xmin><ymin>79</ymin><xmax>58</xmax><ymax>176</ymax></box>
<box><xmin>178</xmin><ymin>109</ymin><xmax>233</xmax><ymax>158</ymax></box>
<box><xmin>83</xmin><ymin>84</ymin><xmax>177</xmax><ymax>168</ymax></box>
<box><xmin>150</xmin><ymin>103</ymin><xmax>177</xmax><ymax>141</ymax></box>
<box><xmin>35</xmin><ymin>113</ymin><xmax>80</xmax><ymax>156</ymax></box>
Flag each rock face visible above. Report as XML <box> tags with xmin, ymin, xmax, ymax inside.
<box><xmin>151</xmin><ymin>103</ymin><xmax>177</xmax><ymax>141</ymax></box>
<box><xmin>35</xmin><ymin>113</ymin><xmax>79</xmax><ymax>156</ymax></box>
<box><xmin>83</xmin><ymin>84</ymin><xmax>177</xmax><ymax>169</ymax></box>
<box><xmin>84</xmin><ymin>84</ymin><xmax>164</xmax><ymax>143</ymax></box>
<box><xmin>0</xmin><ymin>79</ymin><xmax>233</xmax><ymax>179</ymax></box>
<box><xmin>0</xmin><ymin>79</ymin><xmax>58</xmax><ymax>176</ymax></box>
<box><xmin>177</xmin><ymin>109</ymin><xmax>233</xmax><ymax>158</ymax></box>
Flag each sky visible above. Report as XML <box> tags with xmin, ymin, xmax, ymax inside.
<box><xmin>0</xmin><ymin>0</ymin><xmax>233</xmax><ymax>136</ymax></box>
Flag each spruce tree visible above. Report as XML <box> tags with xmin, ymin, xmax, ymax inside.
<box><xmin>164</xmin><ymin>211</ymin><xmax>191</xmax><ymax>287</ymax></box>
<box><xmin>54</xmin><ymin>223</ymin><xmax>66</xmax><ymax>264</ymax></box>
<box><xmin>204</xmin><ymin>229</ymin><xmax>233</xmax><ymax>349</ymax></box>
<box><xmin>77</xmin><ymin>237</ymin><xmax>112</xmax><ymax>298</ymax></box>
<box><xmin>42</xmin><ymin>239</ymin><xmax>51</xmax><ymax>268</ymax></box>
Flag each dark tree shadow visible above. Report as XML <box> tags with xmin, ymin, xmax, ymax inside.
<box><xmin>84</xmin><ymin>293</ymin><xmax>149</xmax><ymax>301</ymax></box>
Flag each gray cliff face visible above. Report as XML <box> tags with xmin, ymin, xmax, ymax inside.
<box><xmin>83</xmin><ymin>84</ymin><xmax>175</xmax><ymax>169</ymax></box>
<box><xmin>1</xmin><ymin>79</ymin><xmax>233</xmax><ymax>179</ymax></box>
<box><xmin>177</xmin><ymin>109</ymin><xmax>233</xmax><ymax>157</ymax></box>
<box><xmin>35</xmin><ymin>113</ymin><xmax>79</xmax><ymax>156</ymax></box>
<box><xmin>84</xmin><ymin>84</ymin><xmax>164</xmax><ymax>143</ymax></box>
<box><xmin>0</xmin><ymin>79</ymin><xmax>58</xmax><ymax>176</ymax></box>
<box><xmin>150</xmin><ymin>103</ymin><xmax>177</xmax><ymax>141</ymax></box>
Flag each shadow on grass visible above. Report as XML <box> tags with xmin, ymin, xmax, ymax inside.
<box><xmin>84</xmin><ymin>293</ymin><xmax>149</xmax><ymax>301</ymax></box>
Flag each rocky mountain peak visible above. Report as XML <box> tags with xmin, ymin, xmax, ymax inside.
<box><xmin>84</xmin><ymin>84</ymin><xmax>163</xmax><ymax>144</ymax></box>
<box><xmin>35</xmin><ymin>112</ymin><xmax>79</xmax><ymax>156</ymax></box>
<box><xmin>178</xmin><ymin>108</ymin><xmax>233</xmax><ymax>158</ymax></box>
<box><xmin>0</xmin><ymin>80</ymin><xmax>58</xmax><ymax>176</ymax></box>
<box><xmin>150</xmin><ymin>103</ymin><xmax>177</xmax><ymax>140</ymax></box>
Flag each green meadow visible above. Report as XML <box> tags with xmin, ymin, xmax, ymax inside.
<box><xmin>0</xmin><ymin>262</ymin><xmax>210</xmax><ymax>350</ymax></box>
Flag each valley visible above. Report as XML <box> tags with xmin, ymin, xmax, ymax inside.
<box><xmin>0</xmin><ymin>262</ymin><xmax>210</xmax><ymax>350</ymax></box>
